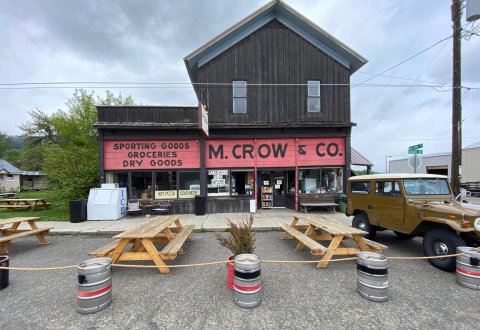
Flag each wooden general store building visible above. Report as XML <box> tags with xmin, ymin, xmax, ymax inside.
<box><xmin>95</xmin><ymin>0</ymin><xmax>367</xmax><ymax>214</ymax></box>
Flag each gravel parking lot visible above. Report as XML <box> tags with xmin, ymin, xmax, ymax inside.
<box><xmin>1</xmin><ymin>231</ymin><xmax>479</xmax><ymax>329</ymax></box>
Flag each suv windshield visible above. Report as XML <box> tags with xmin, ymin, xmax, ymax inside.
<box><xmin>403</xmin><ymin>178</ymin><xmax>451</xmax><ymax>195</ymax></box>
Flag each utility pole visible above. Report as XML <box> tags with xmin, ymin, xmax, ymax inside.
<box><xmin>451</xmin><ymin>0</ymin><xmax>462</xmax><ymax>196</ymax></box>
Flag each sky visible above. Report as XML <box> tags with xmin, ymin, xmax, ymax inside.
<box><xmin>1</xmin><ymin>0</ymin><xmax>479</xmax><ymax>172</ymax></box>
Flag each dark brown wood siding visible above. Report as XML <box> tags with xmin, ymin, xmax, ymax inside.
<box><xmin>97</xmin><ymin>106</ymin><xmax>197</xmax><ymax>124</ymax></box>
<box><xmin>197</xmin><ymin>19</ymin><xmax>351</xmax><ymax>125</ymax></box>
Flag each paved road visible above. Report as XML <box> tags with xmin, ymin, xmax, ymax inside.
<box><xmin>1</xmin><ymin>231</ymin><xmax>479</xmax><ymax>329</ymax></box>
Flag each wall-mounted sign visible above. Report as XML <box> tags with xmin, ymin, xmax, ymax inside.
<box><xmin>206</xmin><ymin>137</ymin><xmax>345</xmax><ymax>168</ymax></box>
<box><xmin>179</xmin><ymin>190</ymin><xmax>200</xmax><ymax>199</ymax></box>
<box><xmin>104</xmin><ymin>140</ymin><xmax>199</xmax><ymax>170</ymax></box>
<box><xmin>276</xmin><ymin>180</ymin><xmax>282</xmax><ymax>185</ymax></box>
<box><xmin>263</xmin><ymin>181</ymin><xmax>269</xmax><ymax>185</ymax></box>
<box><xmin>208</xmin><ymin>170</ymin><xmax>228</xmax><ymax>176</ymax></box>
<box><xmin>155</xmin><ymin>190</ymin><xmax>178</xmax><ymax>199</ymax></box>
<box><xmin>198</xmin><ymin>102</ymin><xmax>209</xmax><ymax>136</ymax></box>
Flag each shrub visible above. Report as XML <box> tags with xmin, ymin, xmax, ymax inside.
<box><xmin>214</xmin><ymin>214</ymin><xmax>256</xmax><ymax>256</ymax></box>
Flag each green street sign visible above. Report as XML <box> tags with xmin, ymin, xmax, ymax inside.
<box><xmin>416</xmin><ymin>149</ymin><xmax>423</xmax><ymax>154</ymax></box>
<box><xmin>408</xmin><ymin>143</ymin><xmax>423</xmax><ymax>154</ymax></box>
<box><xmin>409</xmin><ymin>143</ymin><xmax>423</xmax><ymax>150</ymax></box>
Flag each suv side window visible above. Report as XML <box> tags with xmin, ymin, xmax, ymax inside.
<box><xmin>376</xmin><ymin>181</ymin><xmax>401</xmax><ymax>197</ymax></box>
<box><xmin>351</xmin><ymin>181</ymin><xmax>371</xmax><ymax>194</ymax></box>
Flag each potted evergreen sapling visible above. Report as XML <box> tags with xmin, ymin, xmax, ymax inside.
<box><xmin>215</xmin><ymin>214</ymin><xmax>256</xmax><ymax>289</ymax></box>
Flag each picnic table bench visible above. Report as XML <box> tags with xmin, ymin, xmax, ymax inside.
<box><xmin>280</xmin><ymin>214</ymin><xmax>387</xmax><ymax>268</ymax></box>
<box><xmin>0</xmin><ymin>217</ymin><xmax>53</xmax><ymax>254</ymax></box>
<box><xmin>0</xmin><ymin>198</ymin><xmax>51</xmax><ymax>212</ymax></box>
<box><xmin>89</xmin><ymin>215</ymin><xmax>194</xmax><ymax>274</ymax></box>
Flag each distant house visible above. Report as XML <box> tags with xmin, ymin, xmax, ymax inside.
<box><xmin>0</xmin><ymin>160</ymin><xmax>47</xmax><ymax>192</ymax></box>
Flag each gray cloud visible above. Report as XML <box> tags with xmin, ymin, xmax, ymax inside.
<box><xmin>1</xmin><ymin>0</ymin><xmax>479</xmax><ymax>172</ymax></box>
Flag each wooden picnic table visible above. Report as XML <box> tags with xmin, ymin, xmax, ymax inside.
<box><xmin>0</xmin><ymin>198</ymin><xmax>51</xmax><ymax>212</ymax></box>
<box><xmin>0</xmin><ymin>217</ymin><xmax>53</xmax><ymax>254</ymax></box>
<box><xmin>280</xmin><ymin>214</ymin><xmax>388</xmax><ymax>269</ymax></box>
<box><xmin>89</xmin><ymin>215</ymin><xmax>194</xmax><ymax>274</ymax></box>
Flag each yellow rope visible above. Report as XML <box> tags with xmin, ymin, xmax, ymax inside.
<box><xmin>0</xmin><ymin>252</ymin><xmax>473</xmax><ymax>271</ymax></box>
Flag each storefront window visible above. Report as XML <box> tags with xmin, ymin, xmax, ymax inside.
<box><xmin>298</xmin><ymin>167</ymin><xmax>343</xmax><ymax>194</ymax></box>
<box><xmin>178</xmin><ymin>171</ymin><xmax>200</xmax><ymax>199</ymax></box>
<box><xmin>155</xmin><ymin>171</ymin><xmax>177</xmax><ymax>199</ymax></box>
<box><xmin>207</xmin><ymin>169</ymin><xmax>231</xmax><ymax>196</ymax></box>
<box><xmin>111</xmin><ymin>172</ymin><xmax>128</xmax><ymax>189</ymax></box>
<box><xmin>231</xmin><ymin>170</ymin><xmax>254</xmax><ymax>196</ymax></box>
<box><xmin>131</xmin><ymin>172</ymin><xmax>153</xmax><ymax>199</ymax></box>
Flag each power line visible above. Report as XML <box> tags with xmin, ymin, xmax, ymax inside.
<box><xmin>0</xmin><ymin>83</ymin><xmax>478</xmax><ymax>91</ymax></box>
<box><xmin>352</xmin><ymin>136</ymin><xmax>480</xmax><ymax>142</ymax></box>
<box><xmin>352</xmin><ymin>35</ymin><xmax>453</xmax><ymax>88</ymax></box>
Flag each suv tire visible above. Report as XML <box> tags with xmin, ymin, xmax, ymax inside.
<box><xmin>423</xmin><ymin>228</ymin><xmax>465</xmax><ymax>272</ymax></box>
<box><xmin>352</xmin><ymin>213</ymin><xmax>376</xmax><ymax>240</ymax></box>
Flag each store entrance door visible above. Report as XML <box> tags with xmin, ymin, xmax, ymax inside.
<box><xmin>272</xmin><ymin>172</ymin><xmax>285</xmax><ymax>208</ymax></box>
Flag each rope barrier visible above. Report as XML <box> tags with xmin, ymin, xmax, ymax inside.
<box><xmin>0</xmin><ymin>252</ymin><xmax>472</xmax><ymax>271</ymax></box>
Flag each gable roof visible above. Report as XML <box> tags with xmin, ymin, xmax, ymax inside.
<box><xmin>351</xmin><ymin>148</ymin><xmax>373</xmax><ymax>166</ymax></box>
<box><xmin>184</xmin><ymin>0</ymin><xmax>367</xmax><ymax>83</ymax></box>
<box><xmin>0</xmin><ymin>159</ymin><xmax>25</xmax><ymax>174</ymax></box>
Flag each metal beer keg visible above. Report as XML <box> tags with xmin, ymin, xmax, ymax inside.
<box><xmin>233</xmin><ymin>254</ymin><xmax>262</xmax><ymax>308</ymax></box>
<box><xmin>356</xmin><ymin>252</ymin><xmax>388</xmax><ymax>302</ymax></box>
<box><xmin>456</xmin><ymin>246</ymin><xmax>480</xmax><ymax>290</ymax></box>
<box><xmin>77</xmin><ymin>257</ymin><xmax>112</xmax><ymax>314</ymax></box>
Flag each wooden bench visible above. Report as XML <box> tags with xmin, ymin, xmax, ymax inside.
<box><xmin>298</xmin><ymin>194</ymin><xmax>338</xmax><ymax>213</ymax></box>
<box><xmin>279</xmin><ymin>224</ymin><xmax>327</xmax><ymax>254</ymax></box>
<box><xmin>89</xmin><ymin>240</ymin><xmax>120</xmax><ymax>258</ymax></box>
<box><xmin>0</xmin><ymin>205</ymin><xmax>32</xmax><ymax>210</ymax></box>
<box><xmin>300</xmin><ymin>202</ymin><xmax>338</xmax><ymax>214</ymax></box>
<box><xmin>0</xmin><ymin>227</ymin><xmax>53</xmax><ymax>254</ymax></box>
<box><xmin>160</xmin><ymin>225</ymin><xmax>194</xmax><ymax>259</ymax></box>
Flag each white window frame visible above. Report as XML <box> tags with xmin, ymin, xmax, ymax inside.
<box><xmin>233</xmin><ymin>81</ymin><xmax>247</xmax><ymax>114</ymax></box>
<box><xmin>307</xmin><ymin>80</ymin><xmax>321</xmax><ymax>113</ymax></box>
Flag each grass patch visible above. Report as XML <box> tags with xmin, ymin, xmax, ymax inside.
<box><xmin>0</xmin><ymin>190</ymin><xmax>71</xmax><ymax>221</ymax></box>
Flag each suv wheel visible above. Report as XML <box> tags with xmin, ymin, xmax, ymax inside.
<box><xmin>423</xmin><ymin>228</ymin><xmax>465</xmax><ymax>272</ymax></box>
<box><xmin>393</xmin><ymin>231</ymin><xmax>416</xmax><ymax>239</ymax></box>
<box><xmin>352</xmin><ymin>213</ymin><xmax>376</xmax><ymax>240</ymax></box>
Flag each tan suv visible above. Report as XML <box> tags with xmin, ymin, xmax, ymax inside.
<box><xmin>346</xmin><ymin>174</ymin><xmax>480</xmax><ymax>271</ymax></box>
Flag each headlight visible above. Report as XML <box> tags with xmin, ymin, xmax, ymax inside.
<box><xmin>475</xmin><ymin>218</ymin><xmax>480</xmax><ymax>231</ymax></box>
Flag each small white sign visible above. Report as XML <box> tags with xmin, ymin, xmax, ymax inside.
<box><xmin>208</xmin><ymin>170</ymin><xmax>228</xmax><ymax>176</ymax></box>
<box><xmin>211</xmin><ymin>179</ymin><xmax>226</xmax><ymax>187</ymax></box>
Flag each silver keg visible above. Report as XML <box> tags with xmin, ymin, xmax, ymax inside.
<box><xmin>233</xmin><ymin>254</ymin><xmax>262</xmax><ymax>308</ymax></box>
<box><xmin>356</xmin><ymin>252</ymin><xmax>388</xmax><ymax>302</ymax></box>
<box><xmin>456</xmin><ymin>246</ymin><xmax>480</xmax><ymax>290</ymax></box>
<box><xmin>77</xmin><ymin>257</ymin><xmax>112</xmax><ymax>314</ymax></box>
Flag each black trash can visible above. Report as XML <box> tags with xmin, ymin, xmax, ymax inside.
<box><xmin>70</xmin><ymin>199</ymin><xmax>88</xmax><ymax>223</ymax></box>
<box><xmin>0</xmin><ymin>255</ymin><xmax>9</xmax><ymax>290</ymax></box>
<box><xmin>195</xmin><ymin>195</ymin><xmax>206</xmax><ymax>216</ymax></box>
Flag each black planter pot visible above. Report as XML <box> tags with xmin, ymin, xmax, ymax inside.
<box><xmin>0</xmin><ymin>255</ymin><xmax>9</xmax><ymax>290</ymax></box>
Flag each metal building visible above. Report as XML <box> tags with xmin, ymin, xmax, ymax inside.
<box><xmin>388</xmin><ymin>142</ymin><xmax>480</xmax><ymax>183</ymax></box>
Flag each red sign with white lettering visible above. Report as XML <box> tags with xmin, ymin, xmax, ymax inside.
<box><xmin>206</xmin><ymin>137</ymin><xmax>345</xmax><ymax>168</ymax></box>
<box><xmin>104</xmin><ymin>140</ymin><xmax>200</xmax><ymax>170</ymax></box>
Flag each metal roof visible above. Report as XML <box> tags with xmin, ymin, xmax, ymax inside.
<box><xmin>349</xmin><ymin>173</ymin><xmax>448</xmax><ymax>181</ymax></box>
<box><xmin>465</xmin><ymin>141</ymin><xmax>480</xmax><ymax>149</ymax></box>
<box><xmin>0</xmin><ymin>159</ymin><xmax>24</xmax><ymax>174</ymax></box>
<box><xmin>351</xmin><ymin>148</ymin><xmax>373</xmax><ymax>166</ymax></box>
<box><xmin>184</xmin><ymin>0</ymin><xmax>367</xmax><ymax>82</ymax></box>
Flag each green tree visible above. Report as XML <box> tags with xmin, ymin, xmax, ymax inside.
<box><xmin>20</xmin><ymin>89</ymin><xmax>134</xmax><ymax>199</ymax></box>
<box><xmin>0</xmin><ymin>132</ymin><xmax>13</xmax><ymax>158</ymax></box>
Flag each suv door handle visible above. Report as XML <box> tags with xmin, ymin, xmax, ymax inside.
<box><xmin>368</xmin><ymin>204</ymin><xmax>375</xmax><ymax>209</ymax></box>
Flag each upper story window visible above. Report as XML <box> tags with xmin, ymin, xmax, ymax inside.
<box><xmin>233</xmin><ymin>81</ymin><xmax>247</xmax><ymax>113</ymax></box>
<box><xmin>307</xmin><ymin>80</ymin><xmax>321</xmax><ymax>113</ymax></box>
